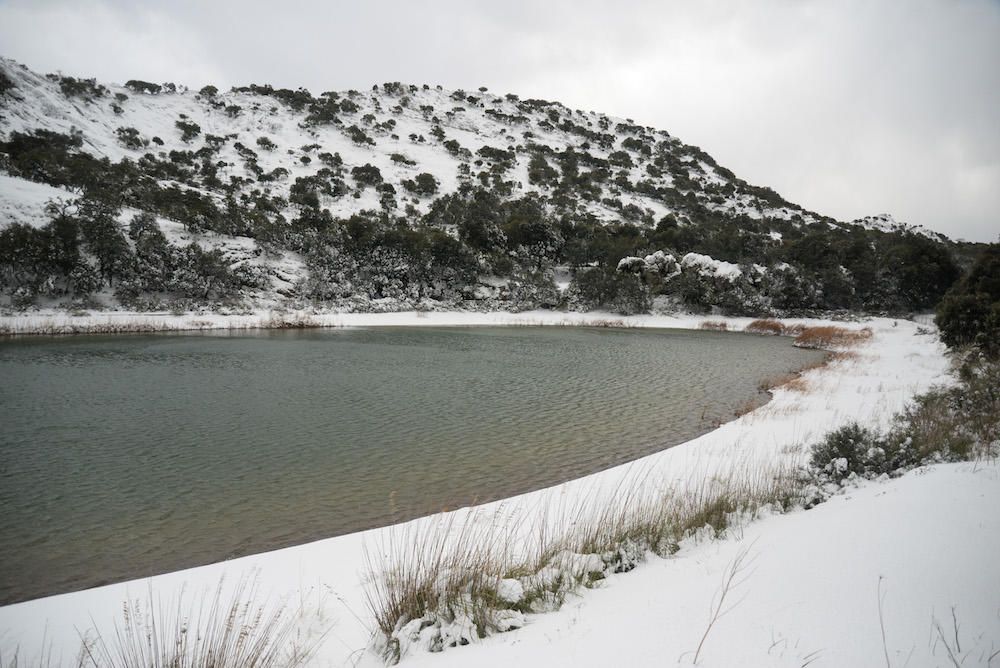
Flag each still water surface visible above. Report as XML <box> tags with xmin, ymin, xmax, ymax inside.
<box><xmin>0</xmin><ymin>326</ymin><xmax>824</xmax><ymax>604</ymax></box>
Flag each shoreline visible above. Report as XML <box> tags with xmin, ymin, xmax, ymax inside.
<box><xmin>0</xmin><ymin>307</ymin><xmax>874</xmax><ymax>337</ymax></box>
<box><xmin>0</xmin><ymin>314</ymin><xmax>952</xmax><ymax>666</ymax></box>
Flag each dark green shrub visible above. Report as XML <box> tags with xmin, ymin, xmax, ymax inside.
<box><xmin>808</xmin><ymin>423</ymin><xmax>883</xmax><ymax>478</ymax></box>
<box><xmin>607</xmin><ymin>150</ymin><xmax>633</xmax><ymax>168</ymax></box>
<box><xmin>57</xmin><ymin>76</ymin><xmax>107</xmax><ymax>100</ymax></box>
<box><xmin>808</xmin><ymin>422</ymin><xmax>918</xmax><ymax>480</ymax></box>
<box><xmin>175</xmin><ymin>119</ymin><xmax>201</xmax><ymax>143</ymax></box>
<box><xmin>351</xmin><ymin>164</ymin><xmax>383</xmax><ymax>188</ymax></box>
<box><xmin>528</xmin><ymin>154</ymin><xmax>559</xmax><ymax>187</ymax></box>
<box><xmin>115</xmin><ymin>127</ymin><xmax>147</xmax><ymax>150</ymax></box>
<box><xmin>0</xmin><ymin>69</ymin><xmax>14</xmax><ymax>95</ymax></box>
<box><xmin>125</xmin><ymin>79</ymin><xmax>161</xmax><ymax>95</ymax></box>
<box><xmin>402</xmin><ymin>173</ymin><xmax>438</xmax><ymax>197</ymax></box>
<box><xmin>936</xmin><ymin>244</ymin><xmax>1000</xmax><ymax>354</ymax></box>
<box><xmin>346</xmin><ymin>125</ymin><xmax>375</xmax><ymax>146</ymax></box>
<box><xmin>569</xmin><ymin>267</ymin><xmax>651</xmax><ymax>315</ymax></box>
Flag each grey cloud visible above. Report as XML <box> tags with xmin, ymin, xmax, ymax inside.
<box><xmin>1</xmin><ymin>0</ymin><xmax>996</xmax><ymax>241</ymax></box>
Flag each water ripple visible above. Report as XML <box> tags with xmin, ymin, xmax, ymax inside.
<box><xmin>0</xmin><ymin>326</ymin><xmax>823</xmax><ymax>604</ymax></box>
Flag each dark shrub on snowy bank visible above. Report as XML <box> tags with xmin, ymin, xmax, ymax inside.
<box><xmin>808</xmin><ymin>423</ymin><xmax>909</xmax><ymax>480</ymax></box>
<box><xmin>936</xmin><ymin>243</ymin><xmax>1000</xmax><ymax>355</ymax></box>
<box><xmin>807</xmin><ymin>354</ymin><xmax>1000</xmax><ymax>490</ymax></box>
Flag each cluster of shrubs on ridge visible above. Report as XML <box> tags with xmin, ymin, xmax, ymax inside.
<box><xmin>0</xmin><ymin>124</ymin><xmax>965</xmax><ymax>314</ymax></box>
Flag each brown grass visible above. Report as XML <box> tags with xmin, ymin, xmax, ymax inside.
<box><xmin>782</xmin><ymin>376</ymin><xmax>811</xmax><ymax>393</ymax></box>
<box><xmin>793</xmin><ymin>326</ymin><xmax>873</xmax><ymax>349</ymax></box>
<box><xmin>758</xmin><ymin>373</ymin><xmax>799</xmax><ymax>393</ymax></box>
<box><xmin>588</xmin><ymin>318</ymin><xmax>628</xmax><ymax>328</ymax></box>
<box><xmin>699</xmin><ymin>320</ymin><xmax>729</xmax><ymax>331</ymax></box>
<box><xmin>745</xmin><ymin>319</ymin><xmax>785</xmax><ymax>336</ymax></box>
<box><xmin>827</xmin><ymin>350</ymin><xmax>860</xmax><ymax>364</ymax></box>
<box><xmin>732</xmin><ymin>398</ymin><xmax>761</xmax><ymax>418</ymax></box>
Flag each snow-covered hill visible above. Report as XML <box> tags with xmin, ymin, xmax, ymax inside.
<box><xmin>0</xmin><ymin>59</ymin><xmax>824</xmax><ymax>227</ymax></box>
<box><xmin>0</xmin><ymin>58</ymin><xmax>960</xmax><ymax>315</ymax></box>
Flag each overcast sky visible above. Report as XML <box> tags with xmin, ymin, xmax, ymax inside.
<box><xmin>2</xmin><ymin>0</ymin><xmax>997</xmax><ymax>242</ymax></box>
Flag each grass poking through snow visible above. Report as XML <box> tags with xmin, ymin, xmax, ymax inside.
<box><xmin>76</xmin><ymin>577</ymin><xmax>321</xmax><ymax>668</ymax></box>
<box><xmin>363</xmin><ymin>460</ymin><xmax>801</xmax><ymax>663</ymax></box>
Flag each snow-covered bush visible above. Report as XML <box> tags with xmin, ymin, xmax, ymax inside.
<box><xmin>808</xmin><ymin>423</ymin><xmax>904</xmax><ymax>480</ymax></box>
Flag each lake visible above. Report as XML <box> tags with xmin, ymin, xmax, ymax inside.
<box><xmin>0</xmin><ymin>326</ymin><xmax>824</xmax><ymax>604</ymax></box>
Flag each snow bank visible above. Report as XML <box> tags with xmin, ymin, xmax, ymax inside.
<box><xmin>403</xmin><ymin>462</ymin><xmax>1000</xmax><ymax>668</ymax></box>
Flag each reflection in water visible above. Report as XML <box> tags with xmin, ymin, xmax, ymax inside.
<box><xmin>0</xmin><ymin>326</ymin><xmax>824</xmax><ymax>603</ymax></box>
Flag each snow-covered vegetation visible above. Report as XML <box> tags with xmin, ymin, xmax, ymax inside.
<box><xmin>0</xmin><ymin>59</ymin><xmax>969</xmax><ymax>318</ymax></box>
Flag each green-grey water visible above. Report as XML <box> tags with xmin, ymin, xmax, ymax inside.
<box><xmin>0</xmin><ymin>326</ymin><xmax>824</xmax><ymax>604</ymax></box>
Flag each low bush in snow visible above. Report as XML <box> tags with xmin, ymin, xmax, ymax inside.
<box><xmin>803</xmin><ymin>353</ymin><xmax>999</xmax><ymax>504</ymax></box>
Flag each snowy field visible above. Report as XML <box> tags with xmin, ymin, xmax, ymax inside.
<box><xmin>2</xmin><ymin>313</ymin><xmax>995</xmax><ymax>667</ymax></box>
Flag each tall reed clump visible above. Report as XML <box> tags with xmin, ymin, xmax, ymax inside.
<box><xmin>363</xmin><ymin>461</ymin><xmax>800</xmax><ymax>664</ymax></box>
<box><xmin>76</xmin><ymin>578</ymin><xmax>319</xmax><ymax>668</ymax></box>
<box><xmin>793</xmin><ymin>325</ymin><xmax>872</xmax><ymax>349</ymax></box>
<box><xmin>744</xmin><ymin>319</ymin><xmax>785</xmax><ymax>336</ymax></box>
<box><xmin>698</xmin><ymin>320</ymin><xmax>728</xmax><ymax>331</ymax></box>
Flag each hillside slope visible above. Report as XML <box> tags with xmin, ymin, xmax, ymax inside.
<box><xmin>0</xmin><ymin>59</ymin><xmax>960</xmax><ymax>315</ymax></box>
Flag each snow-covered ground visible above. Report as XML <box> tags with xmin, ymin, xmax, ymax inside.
<box><xmin>1</xmin><ymin>314</ymin><xmax>991</xmax><ymax>668</ymax></box>
<box><xmin>401</xmin><ymin>462</ymin><xmax>1000</xmax><ymax>668</ymax></box>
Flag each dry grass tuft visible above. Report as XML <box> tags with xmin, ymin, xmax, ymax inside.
<box><xmin>827</xmin><ymin>350</ymin><xmax>860</xmax><ymax>364</ymax></box>
<box><xmin>732</xmin><ymin>398</ymin><xmax>761</xmax><ymax>418</ymax></box>
<box><xmin>699</xmin><ymin>320</ymin><xmax>729</xmax><ymax>331</ymax></box>
<box><xmin>588</xmin><ymin>318</ymin><xmax>628</xmax><ymax>328</ymax></box>
<box><xmin>758</xmin><ymin>373</ymin><xmax>798</xmax><ymax>393</ymax></box>
<box><xmin>782</xmin><ymin>376</ymin><xmax>811</xmax><ymax>393</ymax></box>
<box><xmin>745</xmin><ymin>319</ymin><xmax>785</xmax><ymax>336</ymax></box>
<box><xmin>363</xmin><ymin>462</ymin><xmax>800</xmax><ymax>663</ymax></box>
<box><xmin>793</xmin><ymin>326</ymin><xmax>873</xmax><ymax>349</ymax></box>
<box><xmin>77</xmin><ymin>578</ymin><xmax>319</xmax><ymax>668</ymax></box>
<box><xmin>261</xmin><ymin>312</ymin><xmax>320</xmax><ymax>329</ymax></box>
